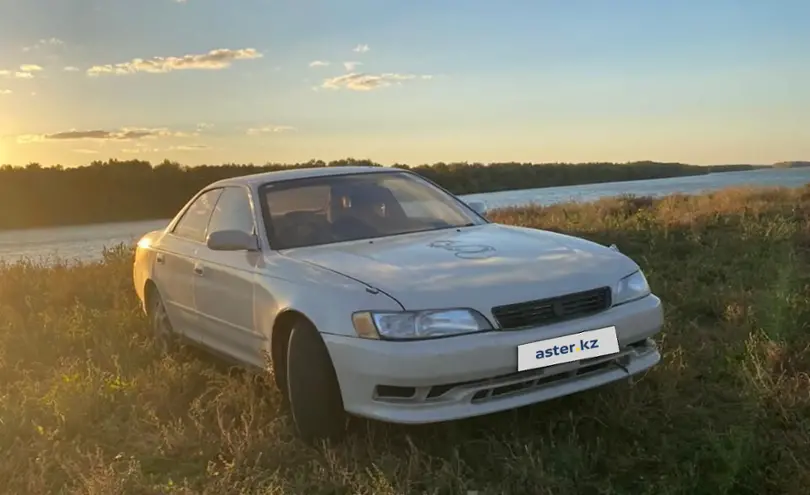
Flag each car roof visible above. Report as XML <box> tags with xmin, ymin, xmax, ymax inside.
<box><xmin>209</xmin><ymin>166</ymin><xmax>400</xmax><ymax>189</ymax></box>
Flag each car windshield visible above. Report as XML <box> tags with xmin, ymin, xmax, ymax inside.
<box><xmin>261</xmin><ymin>171</ymin><xmax>486</xmax><ymax>250</ymax></box>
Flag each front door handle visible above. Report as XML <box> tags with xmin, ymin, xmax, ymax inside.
<box><xmin>155</xmin><ymin>253</ymin><xmax>165</xmax><ymax>264</ymax></box>
<box><xmin>193</xmin><ymin>264</ymin><xmax>204</xmax><ymax>276</ymax></box>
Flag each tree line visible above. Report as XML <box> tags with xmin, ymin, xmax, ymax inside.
<box><xmin>0</xmin><ymin>158</ymin><xmax>762</xmax><ymax>231</ymax></box>
<box><xmin>773</xmin><ymin>161</ymin><xmax>810</xmax><ymax>168</ymax></box>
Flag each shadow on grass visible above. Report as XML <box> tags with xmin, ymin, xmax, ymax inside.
<box><xmin>1</xmin><ymin>186</ymin><xmax>809</xmax><ymax>494</ymax></box>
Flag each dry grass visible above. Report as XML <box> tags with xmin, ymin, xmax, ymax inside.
<box><xmin>1</xmin><ymin>185</ymin><xmax>809</xmax><ymax>494</ymax></box>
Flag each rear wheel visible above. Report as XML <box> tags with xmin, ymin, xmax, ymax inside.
<box><xmin>148</xmin><ymin>289</ymin><xmax>179</xmax><ymax>354</ymax></box>
<box><xmin>285</xmin><ymin>319</ymin><xmax>348</xmax><ymax>443</ymax></box>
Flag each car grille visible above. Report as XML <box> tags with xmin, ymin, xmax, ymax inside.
<box><xmin>491</xmin><ymin>286</ymin><xmax>612</xmax><ymax>330</ymax></box>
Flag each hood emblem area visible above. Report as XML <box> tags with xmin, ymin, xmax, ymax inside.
<box><xmin>428</xmin><ymin>240</ymin><xmax>496</xmax><ymax>260</ymax></box>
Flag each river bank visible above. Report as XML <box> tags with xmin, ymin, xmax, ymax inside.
<box><xmin>0</xmin><ymin>159</ymin><xmax>764</xmax><ymax>232</ymax></box>
<box><xmin>2</xmin><ymin>166</ymin><xmax>809</xmax><ymax>264</ymax></box>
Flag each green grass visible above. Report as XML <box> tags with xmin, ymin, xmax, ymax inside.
<box><xmin>2</xmin><ymin>185</ymin><xmax>809</xmax><ymax>494</ymax></box>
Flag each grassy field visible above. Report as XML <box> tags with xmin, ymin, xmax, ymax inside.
<box><xmin>1</xmin><ymin>186</ymin><xmax>809</xmax><ymax>495</ymax></box>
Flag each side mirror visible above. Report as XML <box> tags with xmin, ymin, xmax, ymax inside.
<box><xmin>466</xmin><ymin>199</ymin><xmax>488</xmax><ymax>216</ymax></box>
<box><xmin>206</xmin><ymin>230</ymin><xmax>259</xmax><ymax>252</ymax></box>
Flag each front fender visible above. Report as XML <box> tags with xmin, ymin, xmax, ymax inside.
<box><xmin>254</xmin><ymin>255</ymin><xmax>403</xmax><ymax>355</ymax></box>
<box><xmin>132</xmin><ymin>230</ymin><xmax>165</xmax><ymax>312</ymax></box>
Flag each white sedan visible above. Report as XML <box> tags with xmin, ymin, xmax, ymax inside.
<box><xmin>133</xmin><ymin>166</ymin><xmax>663</xmax><ymax>441</ymax></box>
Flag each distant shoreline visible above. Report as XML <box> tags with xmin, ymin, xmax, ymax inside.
<box><xmin>0</xmin><ymin>159</ymin><xmax>775</xmax><ymax>232</ymax></box>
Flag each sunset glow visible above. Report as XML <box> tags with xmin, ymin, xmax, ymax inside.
<box><xmin>1</xmin><ymin>0</ymin><xmax>808</xmax><ymax>167</ymax></box>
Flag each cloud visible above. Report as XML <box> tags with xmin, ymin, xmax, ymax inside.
<box><xmin>0</xmin><ymin>89</ymin><xmax>11</xmax><ymax>95</ymax></box>
<box><xmin>20</xmin><ymin>65</ymin><xmax>43</xmax><ymax>72</ymax></box>
<box><xmin>353</xmin><ymin>44</ymin><xmax>370</xmax><ymax>54</ymax></box>
<box><xmin>0</xmin><ymin>70</ymin><xmax>36</xmax><ymax>79</ymax></box>
<box><xmin>87</xmin><ymin>48</ymin><xmax>263</xmax><ymax>76</ymax></box>
<box><xmin>170</xmin><ymin>144</ymin><xmax>210</xmax><ymax>151</ymax></box>
<box><xmin>63</xmin><ymin>66</ymin><xmax>80</xmax><ymax>72</ymax></box>
<box><xmin>48</xmin><ymin>130</ymin><xmax>153</xmax><ymax>140</ymax></box>
<box><xmin>196</xmin><ymin>122</ymin><xmax>214</xmax><ymax>130</ymax></box>
<box><xmin>320</xmin><ymin>72</ymin><xmax>431</xmax><ymax>91</ymax></box>
<box><xmin>343</xmin><ymin>61</ymin><xmax>362</xmax><ymax>71</ymax></box>
<box><xmin>72</xmin><ymin>149</ymin><xmax>99</xmax><ymax>154</ymax></box>
<box><xmin>122</xmin><ymin>144</ymin><xmax>210</xmax><ymax>153</ymax></box>
<box><xmin>246</xmin><ymin>125</ymin><xmax>296</xmax><ymax>136</ymax></box>
<box><xmin>309</xmin><ymin>60</ymin><xmax>330</xmax><ymax>68</ymax></box>
<box><xmin>16</xmin><ymin>134</ymin><xmax>45</xmax><ymax>144</ymax></box>
<box><xmin>23</xmin><ymin>38</ymin><xmax>64</xmax><ymax>52</ymax></box>
<box><xmin>16</xmin><ymin>127</ymin><xmax>196</xmax><ymax>144</ymax></box>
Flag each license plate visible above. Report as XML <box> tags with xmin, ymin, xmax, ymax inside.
<box><xmin>517</xmin><ymin>326</ymin><xmax>620</xmax><ymax>372</ymax></box>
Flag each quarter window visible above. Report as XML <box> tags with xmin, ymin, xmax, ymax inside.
<box><xmin>172</xmin><ymin>188</ymin><xmax>223</xmax><ymax>242</ymax></box>
<box><xmin>207</xmin><ymin>187</ymin><xmax>256</xmax><ymax>235</ymax></box>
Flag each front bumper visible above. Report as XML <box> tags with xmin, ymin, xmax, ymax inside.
<box><xmin>323</xmin><ymin>293</ymin><xmax>664</xmax><ymax>424</ymax></box>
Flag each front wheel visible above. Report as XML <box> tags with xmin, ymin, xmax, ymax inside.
<box><xmin>285</xmin><ymin>319</ymin><xmax>348</xmax><ymax>443</ymax></box>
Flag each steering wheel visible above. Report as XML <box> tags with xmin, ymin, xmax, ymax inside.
<box><xmin>331</xmin><ymin>215</ymin><xmax>378</xmax><ymax>241</ymax></box>
<box><xmin>295</xmin><ymin>218</ymin><xmax>324</xmax><ymax>241</ymax></box>
<box><xmin>280</xmin><ymin>212</ymin><xmax>328</xmax><ymax>246</ymax></box>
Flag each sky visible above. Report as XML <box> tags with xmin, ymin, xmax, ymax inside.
<box><xmin>0</xmin><ymin>0</ymin><xmax>808</xmax><ymax>168</ymax></box>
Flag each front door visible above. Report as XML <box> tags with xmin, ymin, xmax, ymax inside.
<box><xmin>154</xmin><ymin>187</ymin><xmax>222</xmax><ymax>343</ymax></box>
<box><xmin>193</xmin><ymin>186</ymin><xmax>265</xmax><ymax>368</ymax></box>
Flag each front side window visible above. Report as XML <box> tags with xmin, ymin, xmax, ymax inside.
<box><xmin>261</xmin><ymin>171</ymin><xmax>485</xmax><ymax>250</ymax></box>
<box><xmin>172</xmin><ymin>188</ymin><xmax>222</xmax><ymax>243</ymax></box>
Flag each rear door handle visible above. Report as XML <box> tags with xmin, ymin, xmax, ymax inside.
<box><xmin>155</xmin><ymin>253</ymin><xmax>165</xmax><ymax>264</ymax></box>
<box><xmin>193</xmin><ymin>264</ymin><xmax>204</xmax><ymax>276</ymax></box>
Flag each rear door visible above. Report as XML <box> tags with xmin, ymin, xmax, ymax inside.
<box><xmin>193</xmin><ymin>186</ymin><xmax>265</xmax><ymax>367</ymax></box>
<box><xmin>153</xmin><ymin>188</ymin><xmax>222</xmax><ymax>342</ymax></box>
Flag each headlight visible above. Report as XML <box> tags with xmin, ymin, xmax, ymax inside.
<box><xmin>352</xmin><ymin>309</ymin><xmax>492</xmax><ymax>340</ymax></box>
<box><xmin>614</xmin><ymin>270</ymin><xmax>651</xmax><ymax>306</ymax></box>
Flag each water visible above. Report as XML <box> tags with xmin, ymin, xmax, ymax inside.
<box><xmin>1</xmin><ymin>167</ymin><xmax>808</xmax><ymax>264</ymax></box>
<box><xmin>461</xmin><ymin>166</ymin><xmax>810</xmax><ymax>209</ymax></box>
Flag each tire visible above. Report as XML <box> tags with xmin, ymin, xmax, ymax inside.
<box><xmin>285</xmin><ymin>319</ymin><xmax>347</xmax><ymax>443</ymax></box>
<box><xmin>148</xmin><ymin>289</ymin><xmax>179</xmax><ymax>355</ymax></box>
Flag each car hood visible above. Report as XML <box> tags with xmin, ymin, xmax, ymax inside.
<box><xmin>282</xmin><ymin>223</ymin><xmax>639</xmax><ymax>315</ymax></box>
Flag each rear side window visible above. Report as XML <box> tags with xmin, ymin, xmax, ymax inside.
<box><xmin>207</xmin><ymin>187</ymin><xmax>256</xmax><ymax>235</ymax></box>
<box><xmin>172</xmin><ymin>188</ymin><xmax>222</xmax><ymax>242</ymax></box>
